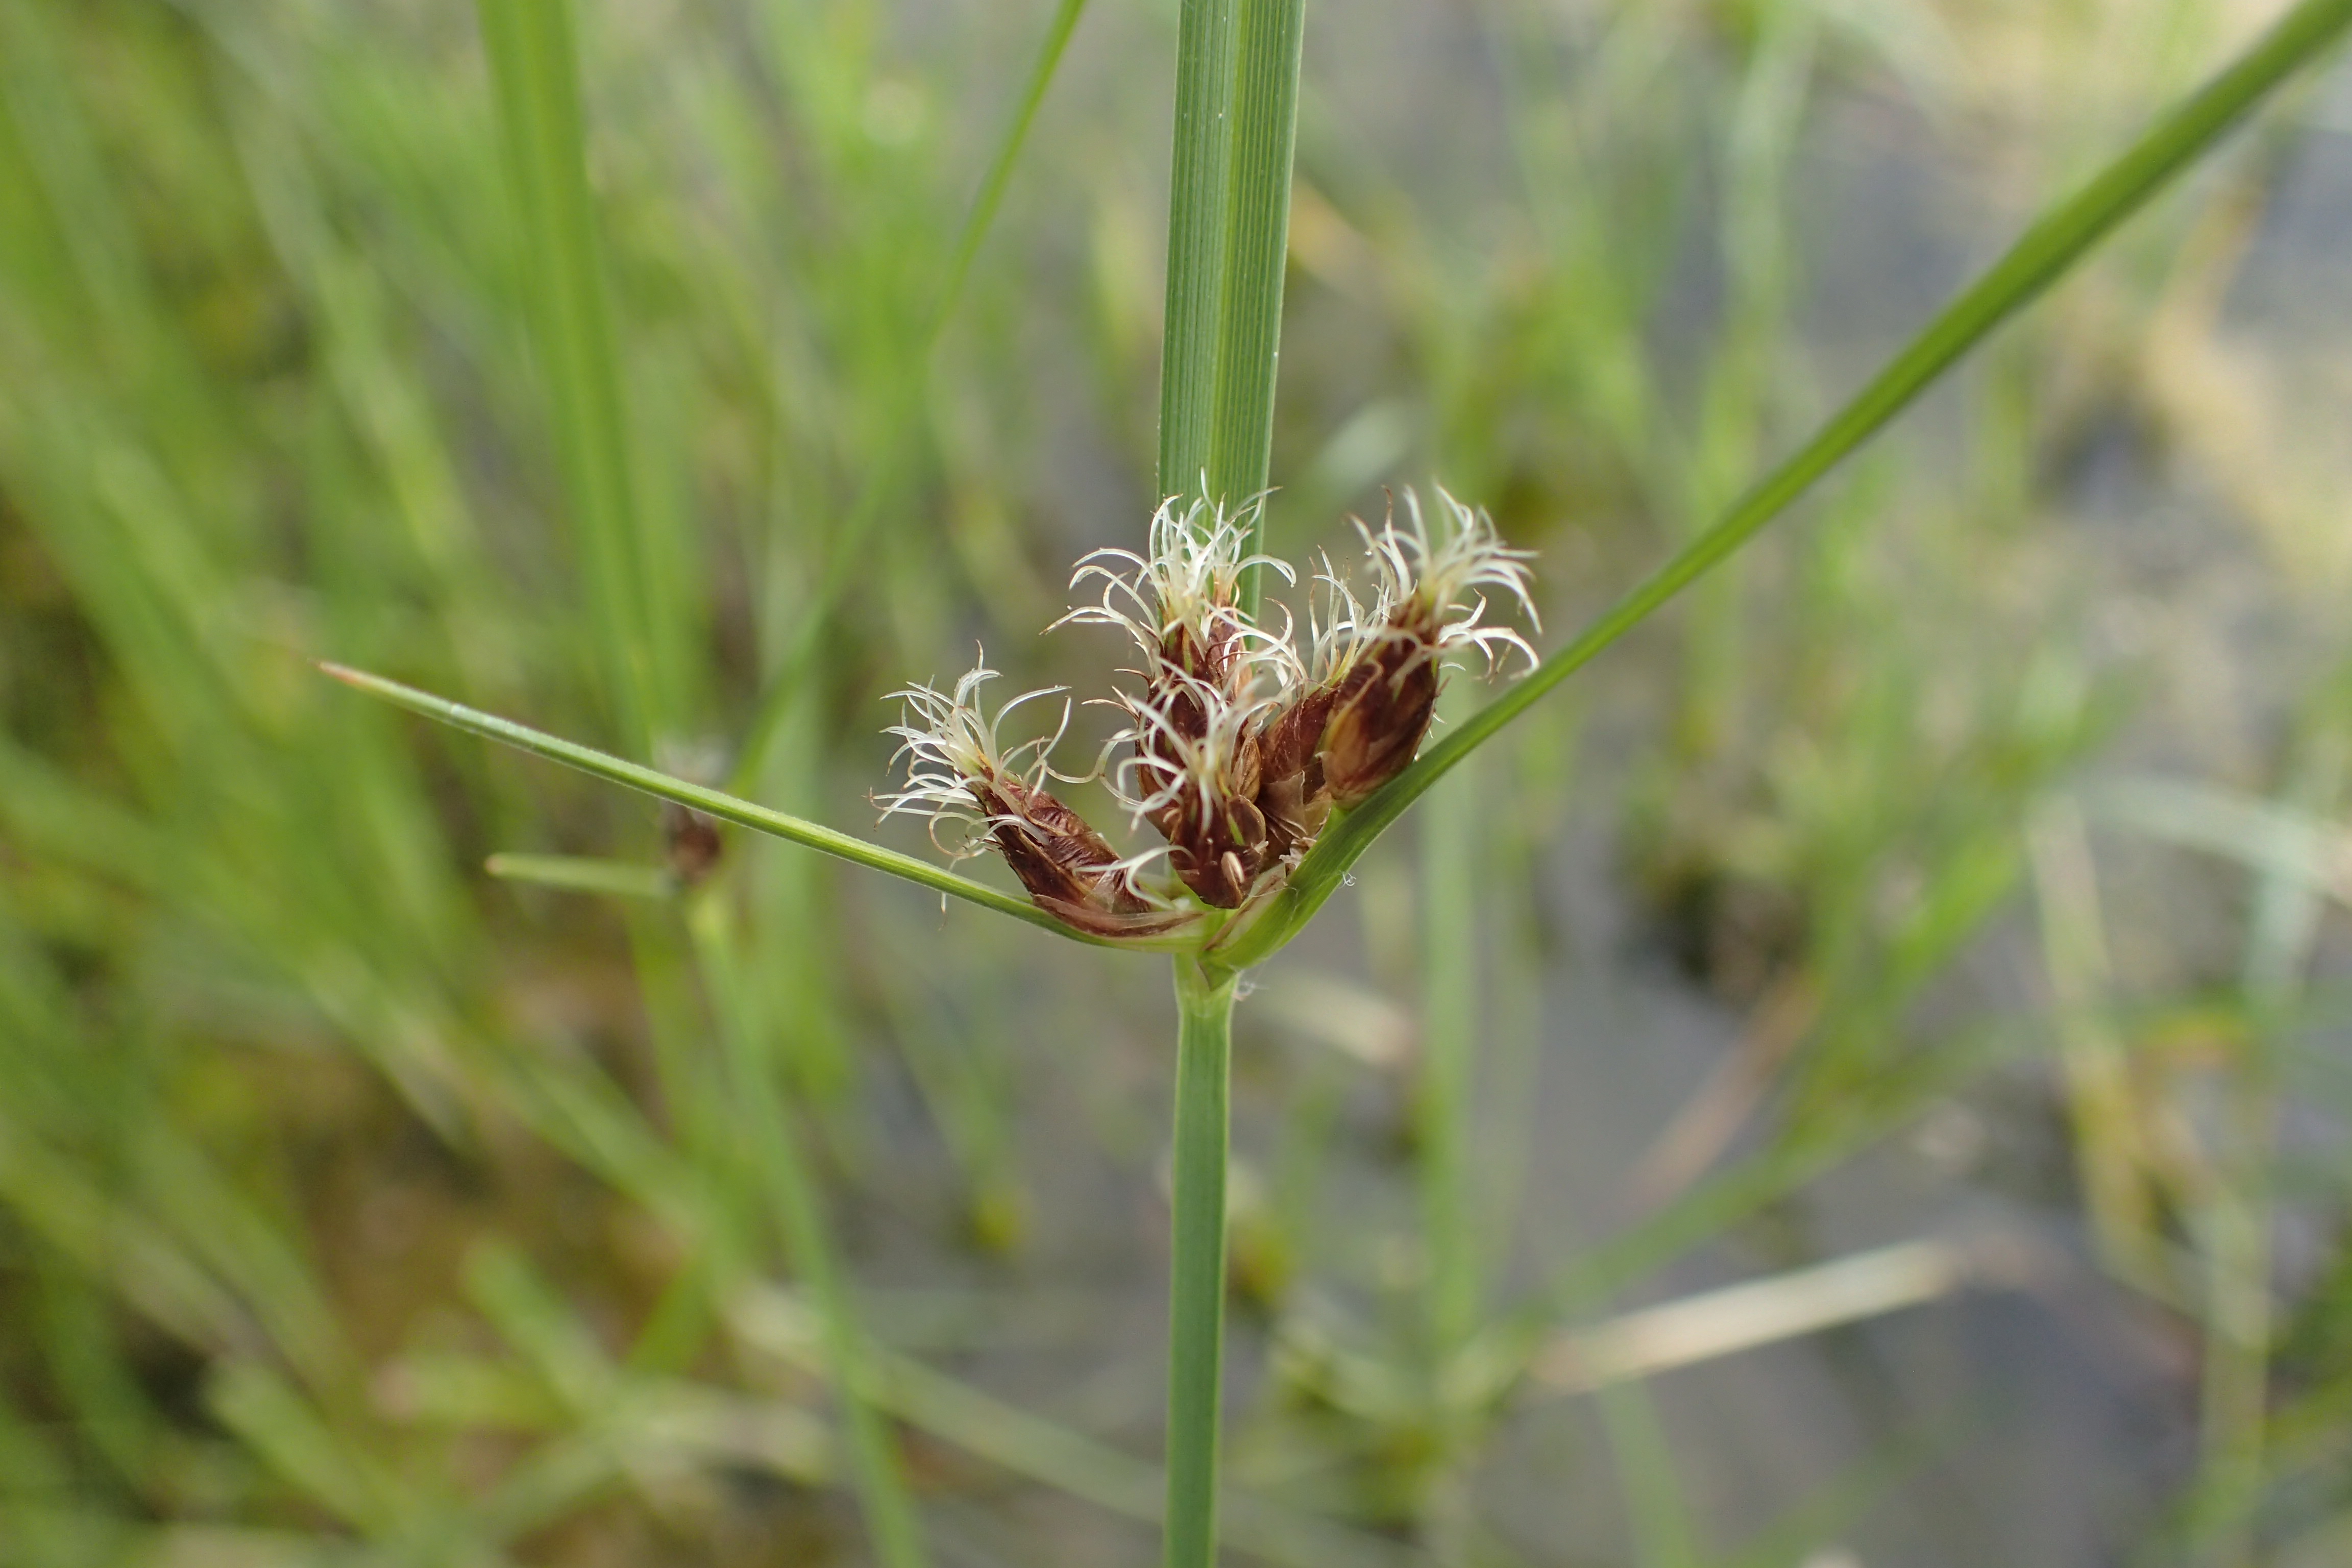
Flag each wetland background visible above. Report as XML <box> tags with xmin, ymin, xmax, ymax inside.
<box><xmin>4</xmin><ymin>0</ymin><xmax>2352</xmax><ymax>1563</ymax></box>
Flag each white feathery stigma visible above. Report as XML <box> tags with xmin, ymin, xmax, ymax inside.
<box><xmin>1110</xmin><ymin>669</ymin><xmax>1275</xmax><ymax>827</ymax></box>
<box><xmin>875</xmin><ymin>657</ymin><xmax>1069</xmax><ymax>853</ymax></box>
<box><xmin>1353</xmin><ymin>487</ymin><xmax>1540</xmax><ymax>674</ymax></box>
<box><xmin>1307</xmin><ymin>552</ymin><xmax>1391</xmax><ymax>685</ymax></box>
<box><xmin>1058</xmin><ymin>495</ymin><xmax>1295</xmax><ymax>665</ymax></box>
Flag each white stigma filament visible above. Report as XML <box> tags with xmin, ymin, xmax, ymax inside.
<box><xmin>1226</xmin><ymin>596</ymin><xmax>1306</xmax><ymax>703</ymax></box>
<box><xmin>876</xmin><ymin>658</ymin><xmax>1069</xmax><ymax>855</ymax></box>
<box><xmin>1098</xmin><ymin>842</ymin><xmax>1178</xmax><ymax>904</ymax></box>
<box><xmin>1109</xmin><ymin>670</ymin><xmax>1275</xmax><ymax>829</ymax></box>
<box><xmin>1058</xmin><ymin>494</ymin><xmax>1296</xmax><ymax>663</ymax></box>
<box><xmin>1307</xmin><ymin>553</ymin><xmax>1393</xmax><ymax>684</ymax></box>
<box><xmin>1352</xmin><ymin>487</ymin><xmax>1541</xmax><ymax>674</ymax></box>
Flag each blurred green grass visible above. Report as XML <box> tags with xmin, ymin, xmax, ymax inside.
<box><xmin>4</xmin><ymin>1</ymin><xmax>2351</xmax><ymax>1564</ymax></box>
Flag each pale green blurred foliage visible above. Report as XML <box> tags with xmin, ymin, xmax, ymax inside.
<box><xmin>2</xmin><ymin>1</ymin><xmax>2349</xmax><ymax>1564</ymax></box>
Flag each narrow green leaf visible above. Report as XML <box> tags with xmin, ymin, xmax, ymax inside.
<box><xmin>1156</xmin><ymin>0</ymin><xmax>1241</xmax><ymax>504</ymax></box>
<box><xmin>1213</xmin><ymin>0</ymin><xmax>2352</xmax><ymax>971</ymax></box>
<box><xmin>692</xmin><ymin>904</ymin><xmax>932</xmax><ymax>1568</ymax></box>
<box><xmin>1208</xmin><ymin>0</ymin><xmax>1307</xmax><ymax>583</ymax></box>
<box><xmin>318</xmin><ymin>664</ymin><xmax>1114</xmax><ymax>946</ymax></box>
<box><xmin>933</xmin><ymin>0</ymin><xmax>1091</xmax><ymax>350</ymax></box>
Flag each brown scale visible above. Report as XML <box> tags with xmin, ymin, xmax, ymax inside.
<box><xmin>1318</xmin><ymin>621</ymin><xmax>1440</xmax><ymax>807</ymax></box>
<box><xmin>1132</xmin><ymin>615</ymin><xmax>1282</xmax><ymax>909</ymax></box>
<box><xmin>1148</xmin><ymin>735</ymin><xmax>1272</xmax><ymax>908</ymax></box>
<box><xmin>1252</xmin><ymin>685</ymin><xmax>1335</xmax><ymax>861</ymax></box>
<box><xmin>973</xmin><ymin>775</ymin><xmax>1191</xmax><ymax>939</ymax></box>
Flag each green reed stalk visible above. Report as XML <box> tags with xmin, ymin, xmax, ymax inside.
<box><xmin>1155</xmin><ymin>0</ymin><xmax>1238</xmax><ymax>507</ymax></box>
<box><xmin>1210</xmin><ymin>0</ymin><xmax>1307</xmax><ymax>605</ymax></box>
<box><xmin>1158</xmin><ymin>0</ymin><xmax>1305</xmax><ymax>611</ymax></box>
<box><xmin>1165</xmin><ymin>959</ymin><xmax>1239</xmax><ymax>1568</ymax></box>
<box><xmin>1155</xmin><ymin>0</ymin><xmax>1307</xmax><ymax>1559</ymax></box>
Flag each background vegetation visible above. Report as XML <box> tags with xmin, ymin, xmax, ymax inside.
<box><xmin>3</xmin><ymin>0</ymin><xmax>2350</xmax><ymax>1563</ymax></box>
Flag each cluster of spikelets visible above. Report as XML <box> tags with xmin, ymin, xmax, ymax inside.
<box><xmin>876</xmin><ymin>489</ymin><xmax>1538</xmax><ymax>940</ymax></box>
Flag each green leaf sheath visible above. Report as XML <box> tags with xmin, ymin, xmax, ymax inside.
<box><xmin>475</xmin><ymin>0</ymin><xmax>656</xmax><ymax>750</ymax></box>
<box><xmin>1163</xmin><ymin>961</ymin><xmax>1239</xmax><ymax>1568</ymax></box>
<box><xmin>1212</xmin><ymin>0</ymin><xmax>2352</xmax><ymax>973</ymax></box>
<box><xmin>319</xmin><ymin>665</ymin><xmax>1108</xmax><ymax>944</ymax></box>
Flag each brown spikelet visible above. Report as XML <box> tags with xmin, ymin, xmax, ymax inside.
<box><xmin>1130</xmin><ymin>675</ymin><xmax>1277</xmax><ymax>910</ymax></box>
<box><xmin>975</xmin><ymin>776</ymin><xmax>1149</xmax><ymax>917</ymax></box>
<box><xmin>1160</xmin><ymin>789</ymin><xmax>1272</xmax><ymax>908</ymax></box>
<box><xmin>1254</xmin><ymin>687</ymin><xmax>1334</xmax><ymax>858</ymax></box>
<box><xmin>1318</xmin><ymin>629</ymin><xmax>1440</xmax><ymax>808</ymax></box>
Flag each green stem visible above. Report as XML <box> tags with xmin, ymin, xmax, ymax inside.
<box><xmin>1210</xmin><ymin>0</ymin><xmax>2352</xmax><ymax>972</ymax></box>
<box><xmin>1156</xmin><ymin>0</ymin><xmax>1240</xmax><ymax>504</ymax></box>
<box><xmin>1157</xmin><ymin>0</ymin><xmax>1306</xmax><ymax>610</ymax></box>
<box><xmin>1418</xmin><ymin>741</ymin><xmax>1479</xmax><ymax>1360</ymax></box>
<box><xmin>1211</xmin><ymin>0</ymin><xmax>1307</xmax><ymax>606</ymax></box>
<box><xmin>1164</xmin><ymin>959</ymin><xmax>1238</xmax><ymax>1568</ymax></box>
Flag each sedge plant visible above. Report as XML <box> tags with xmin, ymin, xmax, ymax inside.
<box><xmin>323</xmin><ymin>0</ymin><xmax>2352</xmax><ymax>1562</ymax></box>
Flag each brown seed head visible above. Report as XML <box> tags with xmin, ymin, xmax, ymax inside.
<box><xmin>877</xmin><ymin>663</ymin><xmax>1194</xmax><ymax>940</ymax></box>
<box><xmin>973</xmin><ymin>775</ymin><xmax>1191</xmax><ymax>937</ymax></box>
<box><xmin>1117</xmin><ymin>673</ymin><xmax>1278</xmax><ymax>909</ymax></box>
<box><xmin>891</xmin><ymin>490</ymin><xmax>1537</xmax><ymax>933</ymax></box>
<box><xmin>1252</xmin><ymin>685</ymin><xmax>1335</xmax><ymax>858</ymax></box>
<box><xmin>1317</xmin><ymin>626</ymin><xmax>1440</xmax><ymax>808</ymax></box>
